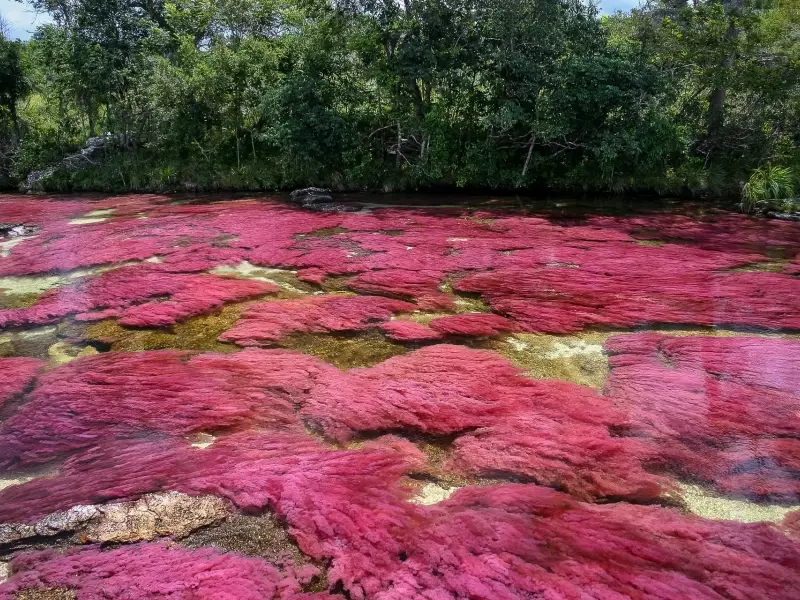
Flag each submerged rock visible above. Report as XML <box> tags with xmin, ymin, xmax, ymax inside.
<box><xmin>0</xmin><ymin>224</ymin><xmax>39</xmax><ymax>239</ymax></box>
<box><xmin>0</xmin><ymin>493</ymin><xmax>227</xmax><ymax>547</ymax></box>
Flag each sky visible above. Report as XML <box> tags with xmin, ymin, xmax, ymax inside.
<box><xmin>0</xmin><ymin>0</ymin><xmax>640</xmax><ymax>41</ymax></box>
<box><xmin>0</xmin><ymin>0</ymin><xmax>51</xmax><ymax>40</ymax></box>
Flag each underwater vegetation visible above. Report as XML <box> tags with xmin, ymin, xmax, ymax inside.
<box><xmin>0</xmin><ymin>193</ymin><xmax>799</xmax><ymax>599</ymax></box>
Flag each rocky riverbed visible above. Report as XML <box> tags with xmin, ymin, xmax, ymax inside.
<box><xmin>0</xmin><ymin>193</ymin><xmax>798</xmax><ymax>599</ymax></box>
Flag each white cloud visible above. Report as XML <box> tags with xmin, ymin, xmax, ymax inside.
<box><xmin>0</xmin><ymin>0</ymin><xmax>52</xmax><ymax>40</ymax></box>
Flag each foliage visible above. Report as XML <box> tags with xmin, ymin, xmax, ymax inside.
<box><xmin>1</xmin><ymin>0</ymin><xmax>799</xmax><ymax>203</ymax></box>
<box><xmin>741</xmin><ymin>164</ymin><xmax>796</xmax><ymax>213</ymax></box>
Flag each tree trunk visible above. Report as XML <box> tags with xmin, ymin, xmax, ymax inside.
<box><xmin>706</xmin><ymin>0</ymin><xmax>741</xmax><ymax>136</ymax></box>
<box><xmin>87</xmin><ymin>97</ymin><xmax>96</xmax><ymax>138</ymax></box>
<box><xmin>396</xmin><ymin>121</ymin><xmax>402</xmax><ymax>168</ymax></box>
<box><xmin>9</xmin><ymin>99</ymin><xmax>20</xmax><ymax>141</ymax></box>
<box><xmin>519</xmin><ymin>132</ymin><xmax>536</xmax><ymax>187</ymax></box>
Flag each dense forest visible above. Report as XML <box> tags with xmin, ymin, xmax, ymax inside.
<box><xmin>0</xmin><ymin>0</ymin><xmax>798</xmax><ymax>207</ymax></box>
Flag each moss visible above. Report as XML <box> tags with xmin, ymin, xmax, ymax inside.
<box><xmin>400</xmin><ymin>311</ymin><xmax>452</xmax><ymax>326</ymax></box>
<box><xmin>728</xmin><ymin>260</ymin><xmax>788</xmax><ymax>273</ymax></box>
<box><xmin>635</xmin><ymin>239</ymin><xmax>665</xmax><ymax>247</ymax></box>
<box><xmin>281</xmin><ymin>331</ymin><xmax>408</xmax><ymax>370</ymax></box>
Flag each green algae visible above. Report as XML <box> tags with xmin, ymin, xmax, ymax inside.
<box><xmin>182</xmin><ymin>513</ymin><xmax>312</xmax><ymax>567</ymax></box>
<box><xmin>0</xmin><ymin>327</ymin><xmax>61</xmax><ymax>361</ymax></box>
<box><xmin>0</xmin><ymin>293</ymin><xmax>41</xmax><ymax>310</ymax></box>
<box><xmin>280</xmin><ymin>331</ymin><xmax>408</xmax><ymax>370</ymax></box>
<box><xmin>728</xmin><ymin>259</ymin><xmax>789</xmax><ymax>273</ymax></box>
<box><xmin>81</xmin><ymin>303</ymin><xmax>248</xmax><ymax>353</ymax></box>
<box><xmin>319</xmin><ymin>276</ymin><xmax>353</xmax><ymax>293</ymax></box>
<box><xmin>300</xmin><ymin>227</ymin><xmax>349</xmax><ymax>238</ymax></box>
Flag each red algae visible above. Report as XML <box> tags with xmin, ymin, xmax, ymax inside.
<box><xmin>604</xmin><ymin>333</ymin><xmax>800</xmax><ymax>500</ymax></box>
<box><xmin>220</xmin><ymin>296</ymin><xmax>414</xmax><ymax>346</ymax></box>
<box><xmin>1</xmin><ymin>433</ymin><xmax>797</xmax><ymax>600</ymax></box>
<box><xmin>302</xmin><ymin>345</ymin><xmax>668</xmax><ymax>501</ymax></box>
<box><xmin>2</xmin><ymin>195</ymin><xmax>800</xmax><ymax>599</ymax></box>
<box><xmin>0</xmin><ymin>349</ymin><xmax>336</xmax><ymax>468</ymax></box>
<box><xmin>380</xmin><ymin>321</ymin><xmax>444</xmax><ymax>342</ymax></box>
<box><xmin>4</xmin><ymin>196</ymin><xmax>800</xmax><ymax>334</ymax></box>
<box><xmin>0</xmin><ymin>358</ymin><xmax>44</xmax><ymax>409</ymax></box>
<box><xmin>428</xmin><ymin>313</ymin><xmax>513</xmax><ymax>336</ymax></box>
<box><xmin>0</xmin><ymin>542</ymin><xmax>332</xmax><ymax>600</ymax></box>
<box><xmin>348</xmin><ymin>270</ymin><xmax>453</xmax><ymax>309</ymax></box>
<box><xmin>0</xmin><ymin>266</ymin><xmax>276</xmax><ymax>329</ymax></box>
<box><xmin>0</xmin><ymin>345</ymin><xmax>665</xmax><ymax>503</ymax></box>
<box><xmin>457</xmin><ymin>267</ymin><xmax>800</xmax><ymax>333</ymax></box>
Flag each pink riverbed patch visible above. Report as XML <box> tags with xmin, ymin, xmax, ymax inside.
<box><xmin>0</xmin><ymin>346</ymin><xmax>664</xmax><ymax>503</ymax></box>
<box><xmin>0</xmin><ymin>542</ymin><xmax>332</xmax><ymax>600</ymax></box>
<box><xmin>0</xmin><ymin>349</ymin><xmax>336</xmax><ymax>468</ymax></box>
<box><xmin>0</xmin><ymin>357</ymin><xmax>44</xmax><ymax>409</ymax></box>
<box><xmin>2</xmin><ymin>195</ymin><xmax>800</xmax><ymax>599</ymax></box>
<box><xmin>604</xmin><ymin>333</ymin><xmax>800</xmax><ymax>500</ymax></box>
<box><xmin>3</xmin><ymin>195</ymin><xmax>800</xmax><ymax>334</ymax></box>
<box><xmin>0</xmin><ymin>430</ymin><xmax>797</xmax><ymax>600</ymax></box>
<box><xmin>220</xmin><ymin>295</ymin><xmax>414</xmax><ymax>345</ymax></box>
<box><xmin>0</xmin><ymin>265</ymin><xmax>276</xmax><ymax>329</ymax></box>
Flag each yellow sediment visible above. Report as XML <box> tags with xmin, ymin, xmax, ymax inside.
<box><xmin>15</xmin><ymin>588</ymin><xmax>76</xmax><ymax>600</ymax></box>
<box><xmin>490</xmin><ymin>332</ymin><xmax>611</xmax><ymax>389</ymax></box>
<box><xmin>0</xmin><ymin>463</ymin><xmax>59</xmax><ymax>492</ymax></box>
<box><xmin>677</xmin><ymin>483</ymin><xmax>800</xmax><ymax>524</ymax></box>
<box><xmin>188</xmin><ymin>433</ymin><xmax>217</xmax><ymax>450</ymax></box>
<box><xmin>1</xmin><ymin>235</ymin><xmax>38</xmax><ymax>258</ymax></box>
<box><xmin>68</xmin><ymin>209</ymin><xmax>115</xmax><ymax>225</ymax></box>
<box><xmin>209</xmin><ymin>261</ymin><xmax>314</xmax><ymax>296</ymax></box>
<box><xmin>410</xmin><ymin>482</ymin><xmax>461</xmax><ymax>505</ymax></box>
<box><xmin>47</xmin><ymin>341</ymin><xmax>99</xmax><ymax>365</ymax></box>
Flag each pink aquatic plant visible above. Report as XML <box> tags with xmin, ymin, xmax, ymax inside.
<box><xmin>0</xmin><ymin>349</ymin><xmax>336</xmax><ymax>468</ymax></box>
<box><xmin>0</xmin><ymin>357</ymin><xmax>44</xmax><ymax>409</ymax></box>
<box><xmin>2</xmin><ymin>432</ymin><xmax>797</xmax><ymax>600</ymax></box>
<box><xmin>220</xmin><ymin>295</ymin><xmax>414</xmax><ymax>345</ymax></box>
<box><xmin>0</xmin><ymin>542</ymin><xmax>332</xmax><ymax>600</ymax></box>
<box><xmin>0</xmin><ymin>265</ymin><xmax>276</xmax><ymax>329</ymax></box>
<box><xmin>604</xmin><ymin>333</ymin><xmax>800</xmax><ymax>499</ymax></box>
<box><xmin>3</xmin><ymin>195</ymin><xmax>800</xmax><ymax>334</ymax></box>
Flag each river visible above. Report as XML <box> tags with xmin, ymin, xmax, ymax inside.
<box><xmin>0</xmin><ymin>192</ymin><xmax>798</xmax><ymax>599</ymax></box>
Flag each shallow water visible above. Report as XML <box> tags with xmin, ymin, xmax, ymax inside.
<box><xmin>0</xmin><ymin>192</ymin><xmax>799</xmax><ymax>599</ymax></box>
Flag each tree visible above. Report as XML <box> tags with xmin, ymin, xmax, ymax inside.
<box><xmin>0</xmin><ymin>30</ymin><xmax>29</xmax><ymax>139</ymax></box>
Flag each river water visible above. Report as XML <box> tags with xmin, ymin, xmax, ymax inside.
<box><xmin>0</xmin><ymin>193</ymin><xmax>798</xmax><ymax>599</ymax></box>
